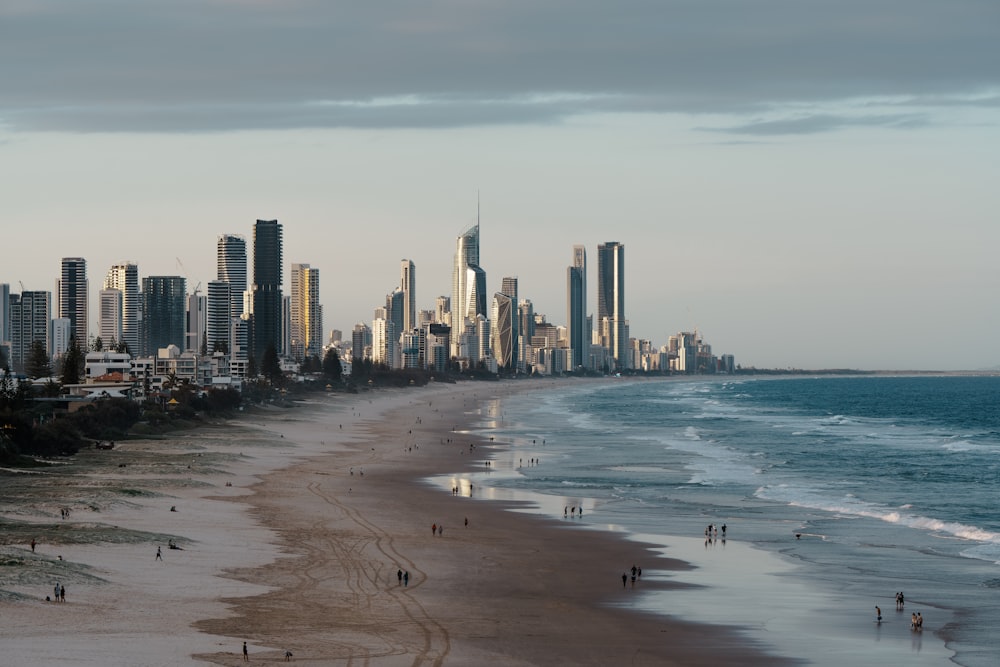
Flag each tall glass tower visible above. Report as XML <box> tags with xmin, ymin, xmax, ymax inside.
<box><xmin>141</xmin><ymin>276</ymin><xmax>186</xmax><ymax>355</ymax></box>
<box><xmin>58</xmin><ymin>257</ymin><xmax>88</xmax><ymax>345</ymax></box>
<box><xmin>217</xmin><ymin>234</ymin><xmax>247</xmax><ymax>320</ymax></box>
<box><xmin>400</xmin><ymin>259</ymin><xmax>416</xmax><ymax>333</ymax></box>
<box><xmin>567</xmin><ymin>245</ymin><xmax>588</xmax><ymax>370</ymax></box>
<box><xmin>451</xmin><ymin>218</ymin><xmax>484</xmax><ymax>357</ymax></box>
<box><xmin>252</xmin><ymin>220</ymin><xmax>283</xmax><ymax>363</ymax></box>
<box><xmin>597</xmin><ymin>242</ymin><xmax>626</xmax><ymax>371</ymax></box>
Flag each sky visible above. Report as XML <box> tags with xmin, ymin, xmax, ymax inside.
<box><xmin>1</xmin><ymin>0</ymin><xmax>997</xmax><ymax>371</ymax></box>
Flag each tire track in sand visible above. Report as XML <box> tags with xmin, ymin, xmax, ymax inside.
<box><xmin>306</xmin><ymin>481</ymin><xmax>452</xmax><ymax>666</ymax></box>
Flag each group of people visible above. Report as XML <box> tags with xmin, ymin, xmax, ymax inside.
<box><xmin>621</xmin><ymin>564</ymin><xmax>643</xmax><ymax>589</ymax></box>
<box><xmin>396</xmin><ymin>568</ymin><xmax>410</xmax><ymax>587</ymax></box>
<box><xmin>563</xmin><ymin>506</ymin><xmax>583</xmax><ymax>517</ymax></box>
<box><xmin>50</xmin><ymin>582</ymin><xmax>65</xmax><ymax>602</ymax></box>
<box><xmin>704</xmin><ymin>523</ymin><xmax>726</xmax><ymax>539</ymax></box>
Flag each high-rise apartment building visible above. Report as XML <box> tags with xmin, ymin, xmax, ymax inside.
<box><xmin>98</xmin><ymin>289</ymin><xmax>123</xmax><ymax>346</ymax></box>
<box><xmin>567</xmin><ymin>245</ymin><xmax>588</xmax><ymax>370</ymax></box>
<box><xmin>597</xmin><ymin>242</ymin><xmax>626</xmax><ymax>371</ymax></box>
<box><xmin>451</xmin><ymin>221</ymin><xmax>483</xmax><ymax>356</ymax></box>
<box><xmin>141</xmin><ymin>276</ymin><xmax>186</xmax><ymax>355</ymax></box>
<box><xmin>0</xmin><ymin>283</ymin><xmax>10</xmax><ymax>347</ymax></box>
<box><xmin>186</xmin><ymin>293</ymin><xmax>206</xmax><ymax>353</ymax></box>
<box><xmin>400</xmin><ymin>260</ymin><xmax>416</xmax><ymax>333</ymax></box>
<box><xmin>290</xmin><ymin>263</ymin><xmax>322</xmax><ymax>361</ymax></box>
<box><xmin>491</xmin><ymin>292</ymin><xmax>517</xmax><ymax>372</ymax></box>
<box><xmin>206</xmin><ymin>280</ymin><xmax>232</xmax><ymax>354</ymax></box>
<box><xmin>9</xmin><ymin>290</ymin><xmax>51</xmax><ymax>374</ymax></box>
<box><xmin>58</xmin><ymin>257</ymin><xmax>88</xmax><ymax>345</ymax></box>
<box><xmin>103</xmin><ymin>263</ymin><xmax>140</xmax><ymax>355</ymax></box>
<box><xmin>435</xmin><ymin>296</ymin><xmax>450</xmax><ymax>326</ymax></box>
<box><xmin>217</xmin><ymin>235</ymin><xmax>248</xmax><ymax>321</ymax></box>
<box><xmin>251</xmin><ymin>220</ymin><xmax>283</xmax><ymax>363</ymax></box>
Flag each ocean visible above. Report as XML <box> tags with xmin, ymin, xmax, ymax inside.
<box><xmin>440</xmin><ymin>376</ymin><xmax>1000</xmax><ymax>666</ymax></box>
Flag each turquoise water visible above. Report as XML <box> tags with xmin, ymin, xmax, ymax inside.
<box><xmin>450</xmin><ymin>376</ymin><xmax>1000</xmax><ymax>666</ymax></box>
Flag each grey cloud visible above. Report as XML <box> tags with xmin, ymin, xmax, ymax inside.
<box><xmin>704</xmin><ymin>113</ymin><xmax>930</xmax><ymax>136</ymax></box>
<box><xmin>0</xmin><ymin>0</ymin><xmax>997</xmax><ymax>132</ymax></box>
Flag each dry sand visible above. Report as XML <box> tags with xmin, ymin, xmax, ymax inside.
<box><xmin>1</xmin><ymin>381</ymin><xmax>792</xmax><ymax>666</ymax></box>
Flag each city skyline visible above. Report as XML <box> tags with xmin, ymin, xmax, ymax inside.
<box><xmin>1</xmin><ymin>2</ymin><xmax>997</xmax><ymax>371</ymax></box>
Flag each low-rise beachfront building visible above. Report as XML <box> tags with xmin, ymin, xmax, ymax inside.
<box><xmin>85</xmin><ymin>351</ymin><xmax>134</xmax><ymax>383</ymax></box>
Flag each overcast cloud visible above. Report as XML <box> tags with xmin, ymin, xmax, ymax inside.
<box><xmin>1</xmin><ymin>0</ymin><xmax>997</xmax><ymax>134</ymax></box>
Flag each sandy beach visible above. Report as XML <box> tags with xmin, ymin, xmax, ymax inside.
<box><xmin>1</xmin><ymin>380</ymin><xmax>795</xmax><ymax>666</ymax></box>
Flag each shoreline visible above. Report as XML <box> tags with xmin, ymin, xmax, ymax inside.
<box><xmin>190</xmin><ymin>379</ymin><xmax>794</xmax><ymax>665</ymax></box>
<box><xmin>1</xmin><ymin>376</ymin><xmax>962</xmax><ymax>665</ymax></box>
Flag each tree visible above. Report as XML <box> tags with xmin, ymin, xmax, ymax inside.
<box><xmin>61</xmin><ymin>341</ymin><xmax>85</xmax><ymax>385</ymax></box>
<box><xmin>26</xmin><ymin>341</ymin><xmax>52</xmax><ymax>379</ymax></box>
<box><xmin>92</xmin><ymin>336</ymin><xmax>104</xmax><ymax>352</ymax></box>
<box><xmin>261</xmin><ymin>343</ymin><xmax>282</xmax><ymax>385</ymax></box>
<box><xmin>323</xmin><ymin>348</ymin><xmax>342</xmax><ymax>383</ymax></box>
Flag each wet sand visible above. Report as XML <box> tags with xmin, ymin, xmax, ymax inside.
<box><xmin>0</xmin><ymin>381</ymin><xmax>794</xmax><ymax>665</ymax></box>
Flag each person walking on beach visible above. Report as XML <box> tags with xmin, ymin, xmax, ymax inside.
<box><xmin>432</xmin><ymin>523</ymin><xmax>436</xmax><ymax>536</ymax></box>
<box><xmin>156</xmin><ymin>546</ymin><xmax>163</xmax><ymax>561</ymax></box>
<box><xmin>397</xmin><ymin>569</ymin><xmax>403</xmax><ymax>585</ymax></box>
<box><xmin>54</xmin><ymin>582</ymin><xmax>60</xmax><ymax>602</ymax></box>
<box><xmin>875</xmin><ymin>605</ymin><xmax>882</xmax><ymax>623</ymax></box>
<box><xmin>30</xmin><ymin>538</ymin><xmax>36</xmax><ymax>553</ymax></box>
<box><xmin>243</xmin><ymin>641</ymin><xmax>249</xmax><ymax>661</ymax></box>
<box><xmin>622</xmin><ymin>572</ymin><xmax>628</xmax><ymax>589</ymax></box>
<box><xmin>403</xmin><ymin>571</ymin><xmax>409</xmax><ymax>587</ymax></box>
<box><xmin>60</xmin><ymin>585</ymin><xmax>65</xmax><ymax>602</ymax></box>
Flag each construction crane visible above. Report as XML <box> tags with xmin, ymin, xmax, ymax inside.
<box><xmin>175</xmin><ymin>257</ymin><xmax>201</xmax><ymax>295</ymax></box>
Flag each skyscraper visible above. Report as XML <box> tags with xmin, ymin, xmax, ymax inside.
<box><xmin>206</xmin><ymin>280</ymin><xmax>232</xmax><ymax>354</ymax></box>
<box><xmin>9</xmin><ymin>290</ymin><xmax>51</xmax><ymax>374</ymax></box>
<box><xmin>217</xmin><ymin>234</ymin><xmax>248</xmax><ymax>321</ymax></box>
<box><xmin>400</xmin><ymin>259</ymin><xmax>416</xmax><ymax>333</ymax></box>
<box><xmin>290</xmin><ymin>263</ymin><xmax>322</xmax><ymax>362</ymax></box>
<box><xmin>491</xmin><ymin>292</ymin><xmax>517</xmax><ymax>372</ymax></box>
<box><xmin>58</xmin><ymin>257</ymin><xmax>88</xmax><ymax>345</ymax></box>
<box><xmin>597</xmin><ymin>242</ymin><xmax>626</xmax><ymax>371</ymax></box>
<box><xmin>98</xmin><ymin>289</ymin><xmax>123</xmax><ymax>346</ymax></box>
<box><xmin>141</xmin><ymin>276</ymin><xmax>186</xmax><ymax>355</ymax></box>
<box><xmin>567</xmin><ymin>245</ymin><xmax>588</xmax><ymax>370</ymax></box>
<box><xmin>0</xmin><ymin>283</ymin><xmax>10</xmax><ymax>348</ymax></box>
<box><xmin>251</xmin><ymin>220</ymin><xmax>283</xmax><ymax>363</ymax></box>
<box><xmin>103</xmin><ymin>262</ymin><xmax>139</xmax><ymax>355</ymax></box>
<box><xmin>451</xmin><ymin>219</ymin><xmax>483</xmax><ymax>355</ymax></box>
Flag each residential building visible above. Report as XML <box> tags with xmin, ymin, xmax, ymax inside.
<box><xmin>57</xmin><ymin>257</ymin><xmax>88</xmax><ymax>345</ymax></box>
<box><xmin>400</xmin><ymin>260</ymin><xmax>416</xmax><ymax>333</ymax></box>
<box><xmin>251</xmin><ymin>220</ymin><xmax>283</xmax><ymax>363</ymax></box>
<box><xmin>490</xmin><ymin>292</ymin><xmax>517</xmax><ymax>372</ymax></box>
<box><xmin>567</xmin><ymin>245</ymin><xmax>588</xmax><ymax>370</ymax></box>
<box><xmin>206</xmin><ymin>280</ymin><xmax>232</xmax><ymax>354</ymax></box>
<box><xmin>141</xmin><ymin>276</ymin><xmax>186</xmax><ymax>356</ymax></box>
<box><xmin>597</xmin><ymin>242</ymin><xmax>627</xmax><ymax>371</ymax></box>
<box><xmin>290</xmin><ymin>263</ymin><xmax>322</xmax><ymax>361</ymax></box>
<box><xmin>103</xmin><ymin>262</ymin><xmax>139</xmax><ymax>355</ymax></box>
<box><xmin>451</xmin><ymin>221</ymin><xmax>484</xmax><ymax>356</ymax></box>
<box><xmin>8</xmin><ymin>290</ymin><xmax>51</xmax><ymax>373</ymax></box>
<box><xmin>98</xmin><ymin>289</ymin><xmax>123</xmax><ymax>347</ymax></box>
<box><xmin>217</xmin><ymin>234</ymin><xmax>248</xmax><ymax>320</ymax></box>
